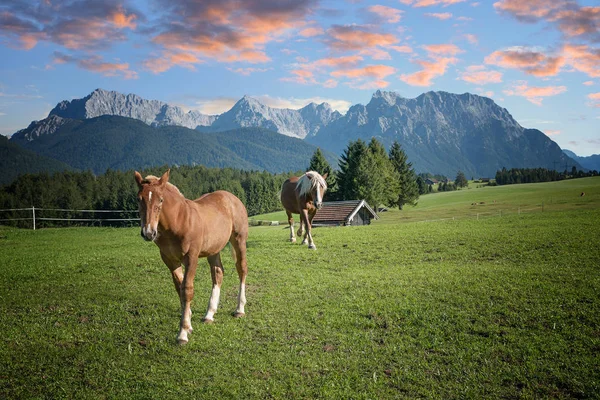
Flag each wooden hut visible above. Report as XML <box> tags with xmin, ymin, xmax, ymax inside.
<box><xmin>312</xmin><ymin>200</ymin><xmax>379</xmax><ymax>227</ymax></box>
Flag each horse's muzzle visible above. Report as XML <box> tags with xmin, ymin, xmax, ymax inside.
<box><xmin>315</xmin><ymin>202</ymin><xmax>323</xmax><ymax>210</ymax></box>
<box><xmin>141</xmin><ymin>228</ymin><xmax>157</xmax><ymax>242</ymax></box>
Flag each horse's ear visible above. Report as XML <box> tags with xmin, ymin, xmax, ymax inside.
<box><xmin>322</xmin><ymin>172</ymin><xmax>328</xmax><ymax>180</ymax></box>
<box><xmin>159</xmin><ymin>169</ymin><xmax>170</xmax><ymax>186</ymax></box>
<box><xmin>134</xmin><ymin>171</ymin><xmax>143</xmax><ymax>188</ymax></box>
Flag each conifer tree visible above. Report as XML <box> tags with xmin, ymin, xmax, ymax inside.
<box><xmin>337</xmin><ymin>139</ymin><xmax>368</xmax><ymax>201</ymax></box>
<box><xmin>455</xmin><ymin>170</ymin><xmax>468</xmax><ymax>188</ymax></box>
<box><xmin>308</xmin><ymin>148</ymin><xmax>335</xmax><ymax>200</ymax></box>
<box><xmin>389</xmin><ymin>141</ymin><xmax>419</xmax><ymax>209</ymax></box>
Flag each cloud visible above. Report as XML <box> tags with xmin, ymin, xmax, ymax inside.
<box><xmin>145</xmin><ymin>0</ymin><xmax>316</xmax><ymax>70</ymax></box>
<box><xmin>367</xmin><ymin>5</ymin><xmax>404</xmax><ymax>23</ymax></box>
<box><xmin>331</xmin><ymin>64</ymin><xmax>396</xmax><ymax>89</ymax></box>
<box><xmin>194</xmin><ymin>97</ymin><xmax>239</xmax><ymax>115</ymax></box>
<box><xmin>254</xmin><ymin>95</ymin><xmax>353</xmax><ymax>113</ymax></box>
<box><xmin>583</xmin><ymin>81</ymin><xmax>594</xmax><ymax>86</ymax></box>
<box><xmin>588</xmin><ymin>92</ymin><xmax>600</xmax><ymax>107</ymax></box>
<box><xmin>423</xmin><ymin>44</ymin><xmax>463</xmax><ymax>56</ymax></box>
<box><xmin>399</xmin><ymin>44</ymin><xmax>462</xmax><ymax>86</ymax></box>
<box><xmin>503</xmin><ymin>81</ymin><xmax>567</xmax><ymax>105</ymax></box>
<box><xmin>459</xmin><ymin>65</ymin><xmax>503</xmax><ymax>84</ymax></box>
<box><xmin>485</xmin><ymin>47</ymin><xmax>565</xmax><ymax>77</ymax></box>
<box><xmin>402</xmin><ymin>0</ymin><xmax>467</xmax><ymax>6</ymax></box>
<box><xmin>464</xmin><ymin>34</ymin><xmax>478</xmax><ymax>44</ymax></box>
<box><xmin>52</xmin><ymin>51</ymin><xmax>137</xmax><ymax>79</ymax></box>
<box><xmin>544</xmin><ymin>129</ymin><xmax>561</xmax><ymax>136</ymax></box>
<box><xmin>0</xmin><ymin>1</ymin><xmax>140</xmax><ymax>51</ymax></box>
<box><xmin>299</xmin><ymin>26</ymin><xmax>325</xmax><ymax>37</ymax></box>
<box><xmin>227</xmin><ymin>67</ymin><xmax>272</xmax><ymax>76</ymax></box>
<box><xmin>326</xmin><ymin>25</ymin><xmax>400</xmax><ymax>52</ymax></box>
<box><xmin>562</xmin><ymin>44</ymin><xmax>600</xmax><ymax>78</ymax></box>
<box><xmin>493</xmin><ymin>0</ymin><xmax>600</xmax><ymax>43</ymax></box>
<box><xmin>425</xmin><ymin>13</ymin><xmax>453</xmax><ymax>20</ymax></box>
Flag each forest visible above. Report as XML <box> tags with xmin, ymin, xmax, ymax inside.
<box><xmin>0</xmin><ymin>138</ymin><xmax>420</xmax><ymax>227</ymax></box>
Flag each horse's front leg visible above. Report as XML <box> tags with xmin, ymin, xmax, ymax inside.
<box><xmin>286</xmin><ymin>211</ymin><xmax>296</xmax><ymax>243</ymax></box>
<box><xmin>177</xmin><ymin>252</ymin><xmax>199</xmax><ymax>345</ymax></box>
<box><xmin>300</xmin><ymin>209</ymin><xmax>316</xmax><ymax>250</ymax></box>
<box><xmin>160</xmin><ymin>252</ymin><xmax>183</xmax><ymax>303</ymax></box>
<box><xmin>203</xmin><ymin>253</ymin><xmax>224</xmax><ymax>323</ymax></box>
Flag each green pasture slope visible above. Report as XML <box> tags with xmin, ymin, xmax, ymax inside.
<box><xmin>1</xmin><ymin>178</ymin><xmax>599</xmax><ymax>398</ymax></box>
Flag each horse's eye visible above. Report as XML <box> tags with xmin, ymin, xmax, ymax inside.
<box><xmin>159</xmin><ymin>198</ymin><xmax>164</xmax><ymax>203</ymax></box>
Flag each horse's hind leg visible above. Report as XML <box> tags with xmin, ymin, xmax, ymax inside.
<box><xmin>231</xmin><ymin>235</ymin><xmax>248</xmax><ymax>317</ymax></box>
<box><xmin>286</xmin><ymin>210</ymin><xmax>296</xmax><ymax>243</ymax></box>
<box><xmin>203</xmin><ymin>253</ymin><xmax>224</xmax><ymax>324</ymax></box>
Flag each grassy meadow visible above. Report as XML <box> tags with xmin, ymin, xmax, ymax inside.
<box><xmin>1</xmin><ymin>177</ymin><xmax>599</xmax><ymax>398</ymax></box>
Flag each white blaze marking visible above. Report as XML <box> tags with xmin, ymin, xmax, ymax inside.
<box><xmin>316</xmin><ymin>186</ymin><xmax>322</xmax><ymax>204</ymax></box>
<box><xmin>148</xmin><ymin>191</ymin><xmax>152</xmax><ymax>202</ymax></box>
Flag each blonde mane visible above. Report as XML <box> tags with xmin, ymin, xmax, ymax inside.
<box><xmin>296</xmin><ymin>171</ymin><xmax>327</xmax><ymax>197</ymax></box>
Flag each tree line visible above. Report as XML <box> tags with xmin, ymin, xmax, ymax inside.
<box><xmin>0</xmin><ymin>138</ymin><xmax>421</xmax><ymax>227</ymax></box>
<box><xmin>495</xmin><ymin>166</ymin><xmax>599</xmax><ymax>185</ymax></box>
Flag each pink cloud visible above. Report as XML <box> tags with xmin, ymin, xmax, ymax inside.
<box><xmin>299</xmin><ymin>26</ymin><xmax>324</xmax><ymax>37</ymax></box>
<box><xmin>367</xmin><ymin>5</ymin><xmax>404</xmax><ymax>23</ymax></box>
<box><xmin>464</xmin><ymin>34</ymin><xmax>478</xmax><ymax>44</ymax></box>
<box><xmin>494</xmin><ymin>0</ymin><xmax>600</xmax><ymax>42</ymax></box>
<box><xmin>485</xmin><ymin>48</ymin><xmax>565</xmax><ymax>77</ymax></box>
<box><xmin>503</xmin><ymin>81</ymin><xmax>567</xmax><ymax>105</ymax></box>
<box><xmin>400</xmin><ymin>57</ymin><xmax>456</xmax><ymax>86</ymax></box>
<box><xmin>583</xmin><ymin>81</ymin><xmax>594</xmax><ymax>86</ymax></box>
<box><xmin>563</xmin><ymin>44</ymin><xmax>600</xmax><ymax>78</ymax></box>
<box><xmin>227</xmin><ymin>67</ymin><xmax>271</xmax><ymax>76</ymax></box>
<box><xmin>403</xmin><ymin>0</ymin><xmax>467</xmax><ymax>7</ymax></box>
<box><xmin>424</xmin><ymin>43</ymin><xmax>463</xmax><ymax>56</ymax></box>
<box><xmin>459</xmin><ymin>65</ymin><xmax>503</xmax><ymax>84</ymax></box>
<box><xmin>145</xmin><ymin>0</ymin><xmax>316</xmax><ymax>69</ymax></box>
<box><xmin>326</xmin><ymin>25</ymin><xmax>400</xmax><ymax>51</ymax></box>
<box><xmin>425</xmin><ymin>13</ymin><xmax>453</xmax><ymax>20</ymax></box>
<box><xmin>544</xmin><ymin>129</ymin><xmax>561</xmax><ymax>136</ymax></box>
<box><xmin>53</xmin><ymin>52</ymin><xmax>138</xmax><ymax>79</ymax></box>
<box><xmin>588</xmin><ymin>92</ymin><xmax>600</xmax><ymax>107</ymax></box>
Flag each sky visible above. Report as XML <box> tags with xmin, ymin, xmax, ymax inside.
<box><xmin>1</xmin><ymin>0</ymin><xmax>599</xmax><ymax>156</ymax></box>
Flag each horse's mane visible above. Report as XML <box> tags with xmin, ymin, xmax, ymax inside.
<box><xmin>143</xmin><ymin>175</ymin><xmax>184</xmax><ymax>197</ymax></box>
<box><xmin>296</xmin><ymin>171</ymin><xmax>327</xmax><ymax>197</ymax></box>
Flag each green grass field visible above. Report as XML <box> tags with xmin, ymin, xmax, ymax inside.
<box><xmin>1</xmin><ymin>178</ymin><xmax>599</xmax><ymax>399</ymax></box>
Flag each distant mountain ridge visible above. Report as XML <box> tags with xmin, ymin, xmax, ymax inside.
<box><xmin>562</xmin><ymin>149</ymin><xmax>600</xmax><ymax>171</ymax></box>
<box><xmin>49</xmin><ymin>88</ymin><xmax>216</xmax><ymax>130</ymax></box>
<box><xmin>10</xmin><ymin>88</ymin><xmax>583</xmax><ymax>178</ymax></box>
<box><xmin>308</xmin><ymin>90</ymin><xmax>579</xmax><ymax>177</ymax></box>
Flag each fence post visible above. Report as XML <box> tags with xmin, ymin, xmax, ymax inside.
<box><xmin>32</xmin><ymin>206</ymin><xmax>36</xmax><ymax>230</ymax></box>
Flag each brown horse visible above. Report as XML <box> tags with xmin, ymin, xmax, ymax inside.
<box><xmin>134</xmin><ymin>169</ymin><xmax>248</xmax><ymax>345</ymax></box>
<box><xmin>280</xmin><ymin>171</ymin><xmax>328</xmax><ymax>250</ymax></box>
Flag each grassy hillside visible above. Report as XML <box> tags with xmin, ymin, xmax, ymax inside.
<box><xmin>0</xmin><ymin>135</ymin><xmax>73</xmax><ymax>185</ymax></box>
<box><xmin>254</xmin><ymin>177</ymin><xmax>600</xmax><ymax>224</ymax></box>
<box><xmin>1</xmin><ymin>177</ymin><xmax>599</xmax><ymax>398</ymax></box>
<box><xmin>11</xmin><ymin>116</ymin><xmax>337</xmax><ymax>175</ymax></box>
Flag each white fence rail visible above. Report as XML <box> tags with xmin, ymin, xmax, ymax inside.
<box><xmin>0</xmin><ymin>207</ymin><xmax>140</xmax><ymax>229</ymax></box>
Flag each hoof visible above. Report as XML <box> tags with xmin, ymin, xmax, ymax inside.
<box><xmin>202</xmin><ymin>318</ymin><xmax>214</xmax><ymax>324</ymax></box>
<box><xmin>233</xmin><ymin>312</ymin><xmax>245</xmax><ymax>318</ymax></box>
<box><xmin>308</xmin><ymin>244</ymin><xmax>317</xmax><ymax>250</ymax></box>
<box><xmin>289</xmin><ymin>238</ymin><xmax>296</xmax><ymax>243</ymax></box>
<box><xmin>177</xmin><ymin>338</ymin><xmax>188</xmax><ymax>345</ymax></box>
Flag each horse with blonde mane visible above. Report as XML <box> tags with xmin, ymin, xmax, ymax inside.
<box><xmin>134</xmin><ymin>169</ymin><xmax>248</xmax><ymax>345</ymax></box>
<box><xmin>280</xmin><ymin>171</ymin><xmax>328</xmax><ymax>250</ymax></box>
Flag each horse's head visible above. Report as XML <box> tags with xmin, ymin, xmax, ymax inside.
<box><xmin>134</xmin><ymin>169</ymin><xmax>170</xmax><ymax>242</ymax></box>
<box><xmin>302</xmin><ymin>171</ymin><xmax>328</xmax><ymax>210</ymax></box>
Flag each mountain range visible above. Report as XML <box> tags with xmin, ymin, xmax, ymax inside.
<box><xmin>6</xmin><ymin>88</ymin><xmax>589</xmax><ymax>183</ymax></box>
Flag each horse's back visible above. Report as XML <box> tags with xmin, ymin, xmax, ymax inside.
<box><xmin>195</xmin><ymin>190</ymin><xmax>248</xmax><ymax>234</ymax></box>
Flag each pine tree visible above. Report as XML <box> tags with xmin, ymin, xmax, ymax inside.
<box><xmin>308</xmin><ymin>147</ymin><xmax>335</xmax><ymax>200</ymax></box>
<box><xmin>337</xmin><ymin>139</ymin><xmax>368</xmax><ymax>201</ymax></box>
<box><xmin>353</xmin><ymin>138</ymin><xmax>399</xmax><ymax>210</ymax></box>
<box><xmin>455</xmin><ymin>170</ymin><xmax>468</xmax><ymax>188</ymax></box>
<box><xmin>389</xmin><ymin>141</ymin><xmax>419</xmax><ymax>209</ymax></box>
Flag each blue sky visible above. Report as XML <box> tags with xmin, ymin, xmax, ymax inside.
<box><xmin>1</xmin><ymin>0</ymin><xmax>599</xmax><ymax>156</ymax></box>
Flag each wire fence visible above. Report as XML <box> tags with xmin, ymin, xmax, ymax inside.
<box><xmin>0</xmin><ymin>207</ymin><xmax>140</xmax><ymax>229</ymax></box>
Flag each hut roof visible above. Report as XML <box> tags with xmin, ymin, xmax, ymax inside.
<box><xmin>313</xmin><ymin>200</ymin><xmax>379</xmax><ymax>225</ymax></box>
